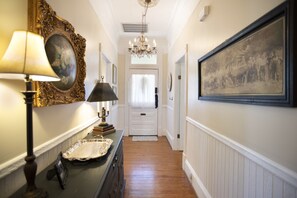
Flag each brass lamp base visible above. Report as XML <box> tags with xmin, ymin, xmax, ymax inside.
<box><xmin>98</xmin><ymin>107</ymin><xmax>109</xmax><ymax>126</ymax></box>
<box><xmin>99</xmin><ymin>121</ymin><xmax>109</xmax><ymax>126</ymax></box>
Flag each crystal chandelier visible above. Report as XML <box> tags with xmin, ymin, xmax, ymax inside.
<box><xmin>128</xmin><ymin>0</ymin><xmax>158</xmax><ymax>57</ymax></box>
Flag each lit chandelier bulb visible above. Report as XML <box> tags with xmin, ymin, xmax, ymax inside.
<box><xmin>153</xmin><ymin>39</ymin><xmax>156</xmax><ymax>47</ymax></box>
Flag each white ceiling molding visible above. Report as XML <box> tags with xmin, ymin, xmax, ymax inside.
<box><xmin>89</xmin><ymin>0</ymin><xmax>119</xmax><ymax>51</ymax></box>
<box><xmin>167</xmin><ymin>0</ymin><xmax>201</xmax><ymax>49</ymax></box>
<box><xmin>89</xmin><ymin>0</ymin><xmax>200</xmax><ymax>52</ymax></box>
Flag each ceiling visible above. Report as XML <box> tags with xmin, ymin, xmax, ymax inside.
<box><xmin>89</xmin><ymin>0</ymin><xmax>199</xmax><ymax>44</ymax></box>
<box><xmin>108</xmin><ymin>0</ymin><xmax>182</xmax><ymax>37</ymax></box>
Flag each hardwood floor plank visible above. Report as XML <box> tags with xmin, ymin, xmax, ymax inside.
<box><xmin>123</xmin><ymin>136</ymin><xmax>197</xmax><ymax>198</ymax></box>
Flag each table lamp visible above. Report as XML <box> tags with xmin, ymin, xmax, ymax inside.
<box><xmin>0</xmin><ymin>31</ymin><xmax>60</xmax><ymax>197</ymax></box>
<box><xmin>87</xmin><ymin>77</ymin><xmax>118</xmax><ymax>126</ymax></box>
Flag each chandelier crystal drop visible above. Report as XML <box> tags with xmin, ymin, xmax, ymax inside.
<box><xmin>128</xmin><ymin>0</ymin><xmax>158</xmax><ymax>57</ymax></box>
<box><xmin>128</xmin><ymin>34</ymin><xmax>157</xmax><ymax>58</ymax></box>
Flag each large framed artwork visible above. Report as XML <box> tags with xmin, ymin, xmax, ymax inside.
<box><xmin>28</xmin><ymin>0</ymin><xmax>86</xmax><ymax>107</ymax></box>
<box><xmin>198</xmin><ymin>1</ymin><xmax>296</xmax><ymax>107</ymax></box>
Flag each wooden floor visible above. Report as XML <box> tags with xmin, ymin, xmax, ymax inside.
<box><xmin>123</xmin><ymin>136</ymin><xmax>197</xmax><ymax>198</ymax></box>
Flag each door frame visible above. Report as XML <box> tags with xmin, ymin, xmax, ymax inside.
<box><xmin>173</xmin><ymin>44</ymin><xmax>188</xmax><ymax>151</ymax></box>
<box><xmin>128</xmin><ymin>69</ymin><xmax>159</xmax><ymax>136</ymax></box>
<box><xmin>124</xmin><ymin>54</ymin><xmax>163</xmax><ymax>136</ymax></box>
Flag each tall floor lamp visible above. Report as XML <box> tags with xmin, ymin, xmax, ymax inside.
<box><xmin>0</xmin><ymin>31</ymin><xmax>60</xmax><ymax>197</ymax></box>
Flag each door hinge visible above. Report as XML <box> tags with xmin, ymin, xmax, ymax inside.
<box><xmin>177</xmin><ymin>134</ymin><xmax>180</xmax><ymax>139</ymax></box>
<box><xmin>178</xmin><ymin>75</ymin><xmax>181</xmax><ymax>80</ymax></box>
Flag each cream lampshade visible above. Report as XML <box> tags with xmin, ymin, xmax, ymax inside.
<box><xmin>0</xmin><ymin>31</ymin><xmax>59</xmax><ymax>81</ymax></box>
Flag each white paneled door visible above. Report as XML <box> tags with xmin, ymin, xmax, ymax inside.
<box><xmin>128</xmin><ymin>69</ymin><xmax>158</xmax><ymax>136</ymax></box>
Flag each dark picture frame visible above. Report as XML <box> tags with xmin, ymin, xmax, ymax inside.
<box><xmin>46</xmin><ymin>152</ymin><xmax>68</xmax><ymax>189</ymax></box>
<box><xmin>54</xmin><ymin>153</ymin><xmax>68</xmax><ymax>189</ymax></box>
<box><xmin>168</xmin><ymin>73</ymin><xmax>172</xmax><ymax>92</ymax></box>
<box><xmin>28</xmin><ymin>0</ymin><xmax>86</xmax><ymax>107</ymax></box>
<box><xmin>112</xmin><ymin>86</ymin><xmax>117</xmax><ymax>105</ymax></box>
<box><xmin>198</xmin><ymin>1</ymin><xmax>296</xmax><ymax>106</ymax></box>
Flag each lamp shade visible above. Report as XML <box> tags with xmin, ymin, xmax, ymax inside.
<box><xmin>87</xmin><ymin>82</ymin><xmax>118</xmax><ymax>102</ymax></box>
<box><xmin>0</xmin><ymin>31</ymin><xmax>60</xmax><ymax>81</ymax></box>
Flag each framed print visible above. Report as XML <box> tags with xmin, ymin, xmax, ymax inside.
<box><xmin>112</xmin><ymin>64</ymin><xmax>117</xmax><ymax>84</ymax></box>
<box><xmin>168</xmin><ymin>73</ymin><xmax>172</xmax><ymax>92</ymax></box>
<box><xmin>46</xmin><ymin>152</ymin><xmax>68</xmax><ymax>189</ymax></box>
<box><xmin>198</xmin><ymin>2</ymin><xmax>296</xmax><ymax>106</ymax></box>
<box><xmin>28</xmin><ymin>0</ymin><xmax>86</xmax><ymax>107</ymax></box>
<box><xmin>112</xmin><ymin>86</ymin><xmax>117</xmax><ymax>105</ymax></box>
<box><xmin>54</xmin><ymin>153</ymin><xmax>68</xmax><ymax>189</ymax></box>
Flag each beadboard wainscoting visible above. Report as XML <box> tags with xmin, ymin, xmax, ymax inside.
<box><xmin>116</xmin><ymin>105</ymin><xmax>126</xmax><ymax>132</ymax></box>
<box><xmin>161</xmin><ymin>105</ymin><xmax>168</xmax><ymax>136</ymax></box>
<box><xmin>0</xmin><ymin>117</ymin><xmax>98</xmax><ymax>197</ymax></box>
<box><xmin>184</xmin><ymin>117</ymin><xmax>297</xmax><ymax>198</ymax></box>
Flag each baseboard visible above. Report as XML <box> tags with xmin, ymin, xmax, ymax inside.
<box><xmin>165</xmin><ymin>129</ymin><xmax>175</xmax><ymax>149</ymax></box>
<box><xmin>183</xmin><ymin>158</ymin><xmax>211</xmax><ymax>198</ymax></box>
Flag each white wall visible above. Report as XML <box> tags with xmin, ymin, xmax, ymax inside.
<box><xmin>168</xmin><ymin>0</ymin><xmax>297</xmax><ymax>197</ymax></box>
<box><xmin>0</xmin><ymin>0</ymin><xmax>118</xmax><ymax>165</ymax></box>
<box><xmin>0</xmin><ymin>0</ymin><xmax>118</xmax><ymax>196</ymax></box>
<box><xmin>0</xmin><ymin>0</ymin><xmax>28</xmax><ymax>166</ymax></box>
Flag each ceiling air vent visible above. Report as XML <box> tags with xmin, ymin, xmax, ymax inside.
<box><xmin>122</xmin><ymin>23</ymin><xmax>148</xmax><ymax>33</ymax></box>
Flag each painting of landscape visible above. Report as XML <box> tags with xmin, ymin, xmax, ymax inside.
<box><xmin>200</xmin><ymin>17</ymin><xmax>285</xmax><ymax>96</ymax></box>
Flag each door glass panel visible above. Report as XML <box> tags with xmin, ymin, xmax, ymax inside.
<box><xmin>130</xmin><ymin>74</ymin><xmax>155</xmax><ymax>108</ymax></box>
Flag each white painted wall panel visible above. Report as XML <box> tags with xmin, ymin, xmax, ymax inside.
<box><xmin>184</xmin><ymin>117</ymin><xmax>297</xmax><ymax>198</ymax></box>
<box><xmin>264</xmin><ymin>170</ymin><xmax>273</xmax><ymax>198</ymax></box>
<box><xmin>273</xmin><ymin>176</ymin><xmax>283</xmax><ymax>198</ymax></box>
<box><xmin>256</xmin><ymin>165</ymin><xmax>264</xmax><ymax>198</ymax></box>
<box><xmin>284</xmin><ymin>183</ymin><xmax>296</xmax><ymax>198</ymax></box>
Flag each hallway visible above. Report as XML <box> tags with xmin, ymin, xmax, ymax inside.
<box><xmin>123</xmin><ymin>136</ymin><xmax>197</xmax><ymax>198</ymax></box>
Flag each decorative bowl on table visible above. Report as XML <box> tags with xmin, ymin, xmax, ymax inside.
<box><xmin>62</xmin><ymin>138</ymin><xmax>113</xmax><ymax>161</ymax></box>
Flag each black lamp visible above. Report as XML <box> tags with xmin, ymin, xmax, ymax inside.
<box><xmin>0</xmin><ymin>31</ymin><xmax>60</xmax><ymax>197</ymax></box>
<box><xmin>87</xmin><ymin>77</ymin><xmax>118</xmax><ymax>126</ymax></box>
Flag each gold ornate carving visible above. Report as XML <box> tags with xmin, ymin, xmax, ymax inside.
<box><xmin>28</xmin><ymin>0</ymin><xmax>86</xmax><ymax>107</ymax></box>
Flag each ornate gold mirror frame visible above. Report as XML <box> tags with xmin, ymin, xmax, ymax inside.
<box><xmin>28</xmin><ymin>0</ymin><xmax>86</xmax><ymax>107</ymax></box>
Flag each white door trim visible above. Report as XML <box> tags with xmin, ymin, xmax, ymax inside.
<box><xmin>128</xmin><ymin>69</ymin><xmax>159</xmax><ymax>136</ymax></box>
<box><xmin>173</xmin><ymin>44</ymin><xmax>188</xmax><ymax>151</ymax></box>
<box><xmin>124</xmin><ymin>54</ymin><xmax>163</xmax><ymax>136</ymax></box>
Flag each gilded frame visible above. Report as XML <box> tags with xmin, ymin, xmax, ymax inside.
<box><xmin>198</xmin><ymin>2</ymin><xmax>296</xmax><ymax>107</ymax></box>
<box><xmin>28</xmin><ymin>0</ymin><xmax>86</xmax><ymax>107</ymax></box>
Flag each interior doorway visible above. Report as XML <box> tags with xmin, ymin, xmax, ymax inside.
<box><xmin>174</xmin><ymin>55</ymin><xmax>186</xmax><ymax>150</ymax></box>
<box><xmin>128</xmin><ymin>69</ymin><xmax>159</xmax><ymax>136</ymax></box>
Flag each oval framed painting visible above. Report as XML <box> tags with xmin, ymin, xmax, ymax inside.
<box><xmin>29</xmin><ymin>0</ymin><xmax>86</xmax><ymax>107</ymax></box>
<box><xmin>45</xmin><ymin>34</ymin><xmax>77</xmax><ymax>91</ymax></box>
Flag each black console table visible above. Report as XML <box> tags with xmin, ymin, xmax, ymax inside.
<box><xmin>11</xmin><ymin>130</ymin><xmax>125</xmax><ymax>198</ymax></box>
